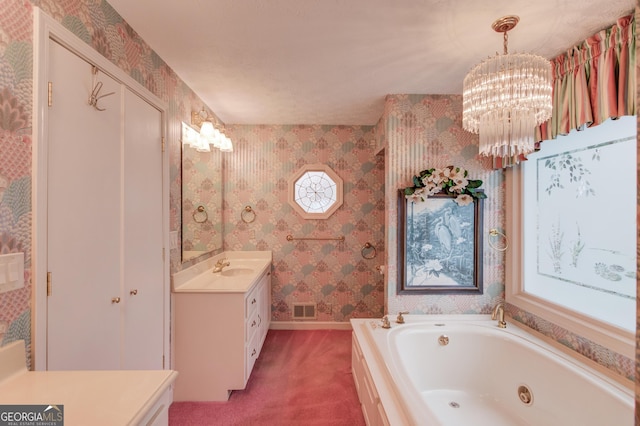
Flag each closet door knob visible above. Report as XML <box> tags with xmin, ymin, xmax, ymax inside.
<box><xmin>130</xmin><ymin>289</ymin><xmax>138</xmax><ymax>295</ymax></box>
<box><xmin>111</xmin><ymin>297</ymin><xmax>121</xmax><ymax>304</ymax></box>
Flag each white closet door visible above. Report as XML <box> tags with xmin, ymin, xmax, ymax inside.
<box><xmin>47</xmin><ymin>40</ymin><xmax>122</xmax><ymax>370</ymax></box>
<box><xmin>121</xmin><ymin>89</ymin><xmax>164</xmax><ymax>369</ymax></box>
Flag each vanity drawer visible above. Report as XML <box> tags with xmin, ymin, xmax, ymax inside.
<box><xmin>245</xmin><ymin>285</ymin><xmax>259</xmax><ymax>318</ymax></box>
<box><xmin>245</xmin><ymin>331</ymin><xmax>260</xmax><ymax>383</ymax></box>
<box><xmin>245</xmin><ymin>308</ymin><xmax>259</xmax><ymax>342</ymax></box>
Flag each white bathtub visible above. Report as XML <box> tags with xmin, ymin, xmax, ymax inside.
<box><xmin>350</xmin><ymin>316</ymin><xmax>633</xmax><ymax>426</ymax></box>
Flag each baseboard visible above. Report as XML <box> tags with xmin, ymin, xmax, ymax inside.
<box><xmin>269</xmin><ymin>321</ymin><xmax>352</xmax><ymax>330</ymax></box>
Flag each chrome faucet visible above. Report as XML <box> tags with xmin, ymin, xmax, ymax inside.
<box><xmin>491</xmin><ymin>302</ymin><xmax>507</xmax><ymax>328</ymax></box>
<box><xmin>212</xmin><ymin>258</ymin><xmax>230</xmax><ymax>273</ymax></box>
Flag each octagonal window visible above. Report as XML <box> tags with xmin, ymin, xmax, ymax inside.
<box><xmin>288</xmin><ymin>164</ymin><xmax>343</xmax><ymax>219</ymax></box>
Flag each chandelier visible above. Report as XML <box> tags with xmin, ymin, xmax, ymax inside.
<box><xmin>462</xmin><ymin>16</ymin><xmax>552</xmax><ymax>163</ymax></box>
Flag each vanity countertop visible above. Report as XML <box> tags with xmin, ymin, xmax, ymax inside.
<box><xmin>0</xmin><ymin>341</ymin><xmax>178</xmax><ymax>425</ymax></box>
<box><xmin>172</xmin><ymin>251</ymin><xmax>272</xmax><ymax>294</ymax></box>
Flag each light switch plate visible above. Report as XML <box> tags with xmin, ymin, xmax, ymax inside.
<box><xmin>0</xmin><ymin>252</ymin><xmax>24</xmax><ymax>294</ymax></box>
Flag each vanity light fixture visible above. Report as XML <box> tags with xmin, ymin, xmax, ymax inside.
<box><xmin>462</xmin><ymin>16</ymin><xmax>552</xmax><ymax>165</ymax></box>
<box><xmin>181</xmin><ymin>122</ymin><xmax>209</xmax><ymax>152</ymax></box>
<box><xmin>189</xmin><ymin>108</ymin><xmax>234</xmax><ymax>152</ymax></box>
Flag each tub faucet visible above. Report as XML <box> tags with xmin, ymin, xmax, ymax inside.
<box><xmin>212</xmin><ymin>258</ymin><xmax>230</xmax><ymax>273</ymax></box>
<box><xmin>491</xmin><ymin>302</ymin><xmax>507</xmax><ymax>328</ymax></box>
<box><xmin>396</xmin><ymin>311</ymin><xmax>409</xmax><ymax>324</ymax></box>
<box><xmin>381</xmin><ymin>315</ymin><xmax>391</xmax><ymax>329</ymax></box>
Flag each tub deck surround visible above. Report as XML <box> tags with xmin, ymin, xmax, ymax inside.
<box><xmin>172</xmin><ymin>251</ymin><xmax>272</xmax><ymax>293</ymax></box>
<box><xmin>351</xmin><ymin>316</ymin><xmax>633</xmax><ymax>426</ymax></box>
<box><xmin>0</xmin><ymin>341</ymin><xmax>178</xmax><ymax>425</ymax></box>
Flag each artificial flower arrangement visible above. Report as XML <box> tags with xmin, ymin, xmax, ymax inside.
<box><xmin>404</xmin><ymin>166</ymin><xmax>486</xmax><ymax>206</ymax></box>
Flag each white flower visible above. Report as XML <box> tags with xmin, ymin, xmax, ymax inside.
<box><xmin>422</xmin><ymin>243</ymin><xmax>433</xmax><ymax>252</ymax></box>
<box><xmin>425</xmin><ymin>259</ymin><xmax>443</xmax><ymax>272</ymax></box>
<box><xmin>454</xmin><ymin>194</ymin><xmax>473</xmax><ymax>206</ymax></box>
<box><xmin>426</xmin><ymin>169</ymin><xmax>444</xmax><ymax>185</ymax></box>
<box><xmin>454</xmin><ymin>177</ymin><xmax>468</xmax><ymax>187</ymax></box>
<box><xmin>425</xmin><ymin>181</ymin><xmax>442</xmax><ymax>196</ymax></box>
<box><xmin>406</xmin><ymin>187</ymin><xmax>426</xmax><ymax>202</ymax></box>
<box><xmin>451</xmin><ymin>177</ymin><xmax>469</xmax><ymax>193</ymax></box>
<box><xmin>449</xmin><ymin>167</ymin><xmax>466</xmax><ymax>181</ymax></box>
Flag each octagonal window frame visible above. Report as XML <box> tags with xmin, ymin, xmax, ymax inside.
<box><xmin>288</xmin><ymin>164</ymin><xmax>343</xmax><ymax>220</ymax></box>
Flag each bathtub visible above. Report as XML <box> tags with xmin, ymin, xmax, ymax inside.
<box><xmin>350</xmin><ymin>316</ymin><xmax>633</xmax><ymax>426</ymax></box>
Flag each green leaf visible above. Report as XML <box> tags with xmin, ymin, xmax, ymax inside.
<box><xmin>413</xmin><ymin>176</ymin><xmax>422</xmax><ymax>187</ymax></box>
<box><xmin>466</xmin><ymin>179</ymin><xmax>483</xmax><ymax>189</ymax></box>
<box><xmin>404</xmin><ymin>188</ymin><xmax>415</xmax><ymax>195</ymax></box>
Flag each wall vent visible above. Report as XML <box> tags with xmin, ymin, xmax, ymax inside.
<box><xmin>292</xmin><ymin>303</ymin><xmax>317</xmax><ymax>320</ymax></box>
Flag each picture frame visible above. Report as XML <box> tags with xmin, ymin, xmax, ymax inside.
<box><xmin>397</xmin><ymin>189</ymin><xmax>483</xmax><ymax>294</ymax></box>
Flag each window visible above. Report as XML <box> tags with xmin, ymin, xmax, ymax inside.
<box><xmin>506</xmin><ymin>116</ymin><xmax>636</xmax><ymax>357</ymax></box>
<box><xmin>288</xmin><ymin>164</ymin><xmax>343</xmax><ymax>219</ymax></box>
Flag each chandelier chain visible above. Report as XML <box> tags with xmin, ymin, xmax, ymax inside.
<box><xmin>503</xmin><ymin>31</ymin><xmax>508</xmax><ymax>55</ymax></box>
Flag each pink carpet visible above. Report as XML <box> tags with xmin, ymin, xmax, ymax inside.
<box><xmin>169</xmin><ymin>329</ymin><xmax>366</xmax><ymax>426</ymax></box>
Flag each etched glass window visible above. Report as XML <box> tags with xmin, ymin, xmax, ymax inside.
<box><xmin>521</xmin><ymin>116</ymin><xmax>636</xmax><ymax>331</ymax></box>
<box><xmin>294</xmin><ymin>171</ymin><xmax>337</xmax><ymax>214</ymax></box>
<box><xmin>288</xmin><ymin>165</ymin><xmax>343</xmax><ymax>219</ymax></box>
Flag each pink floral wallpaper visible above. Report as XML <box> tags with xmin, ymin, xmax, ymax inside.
<box><xmin>381</xmin><ymin>94</ymin><xmax>505</xmax><ymax>315</ymax></box>
<box><xmin>0</xmin><ymin>0</ymin><xmax>36</xmax><ymax>360</ymax></box>
<box><xmin>222</xmin><ymin>125</ymin><xmax>385</xmax><ymax>321</ymax></box>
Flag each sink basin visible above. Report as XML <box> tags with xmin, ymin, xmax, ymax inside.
<box><xmin>220</xmin><ymin>267</ymin><xmax>254</xmax><ymax>277</ymax></box>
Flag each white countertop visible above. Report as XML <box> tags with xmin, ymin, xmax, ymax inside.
<box><xmin>0</xmin><ymin>370</ymin><xmax>177</xmax><ymax>425</ymax></box>
<box><xmin>172</xmin><ymin>251</ymin><xmax>272</xmax><ymax>293</ymax></box>
<box><xmin>0</xmin><ymin>341</ymin><xmax>178</xmax><ymax>426</ymax></box>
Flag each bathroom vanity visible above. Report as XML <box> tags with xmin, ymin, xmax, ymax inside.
<box><xmin>0</xmin><ymin>340</ymin><xmax>177</xmax><ymax>425</ymax></box>
<box><xmin>172</xmin><ymin>251</ymin><xmax>272</xmax><ymax>401</ymax></box>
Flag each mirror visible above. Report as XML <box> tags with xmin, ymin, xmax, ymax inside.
<box><xmin>181</xmin><ymin>122</ymin><xmax>223</xmax><ymax>261</ymax></box>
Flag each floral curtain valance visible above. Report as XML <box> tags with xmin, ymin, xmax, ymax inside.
<box><xmin>535</xmin><ymin>14</ymin><xmax>635</xmax><ymax>144</ymax></box>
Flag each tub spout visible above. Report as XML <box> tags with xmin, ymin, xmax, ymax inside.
<box><xmin>491</xmin><ymin>302</ymin><xmax>507</xmax><ymax>328</ymax></box>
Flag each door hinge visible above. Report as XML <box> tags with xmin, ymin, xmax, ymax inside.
<box><xmin>161</xmin><ymin>136</ymin><xmax>165</xmax><ymax>152</ymax></box>
<box><xmin>47</xmin><ymin>272</ymin><xmax>52</xmax><ymax>296</ymax></box>
<box><xmin>162</xmin><ymin>247</ymin><xmax>165</xmax><ymax>260</ymax></box>
<box><xmin>162</xmin><ymin>355</ymin><xmax>165</xmax><ymax>369</ymax></box>
<box><xmin>48</xmin><ymin>82</ymin><xmax>53</xmax><ymax>107</ymax></box>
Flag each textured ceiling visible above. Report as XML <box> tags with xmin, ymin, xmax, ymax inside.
<box><xmin>107</xmin><ymin>0</ymin><xmax>634</xmax><ymax>125</ymax></box>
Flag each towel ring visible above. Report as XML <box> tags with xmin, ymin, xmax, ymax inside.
<box><xmin>488</xmin><ymin>228</ymin><xmax>508</xmax><ymax>251</ymax></box>
<box><xmin>361</xmin><ymin>242</ymin><xmax>377</xmax><ymax>259</ymax></box>
<box><xmin>193</xmin><ymin>205</ymin><xmax>208</xmax><ymax>223</ymax></box>
<box><xmin>241</xmin><ymin>205</ymin><xmax>256</xmax><ymax>223</ymax></box>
